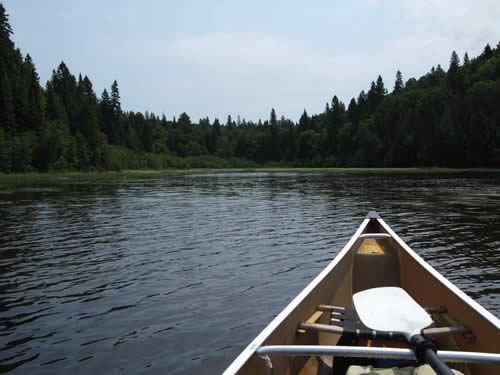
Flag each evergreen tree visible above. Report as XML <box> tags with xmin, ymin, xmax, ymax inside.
<box><xmin>178</xmin><ymin>112</ymin><xmax>191</xmax><ymax>134</ymax></box>
<box><xmin>375</xmin><ymin>75</ymin><xmax>387</xmax><ymax>97</ymax></box>
<box><xmin>393</xmin><ymin>70</ymin><xmax>404</xmax><ymax>93</ymax></box>
<box><xmin>482</xmin><ymin>44</ymin><xmax>492</xmax><ymax>59</ymax></box>
<box><xmin>21</xmin><ymin>54</ymin><xmax>43</xmax><ymax>131</ymax></box>
<box><xmin>50</xmin><ymin>62</ymin><xmax>78</xmax><ymax>118</ymax></box>
<box><xmin>0</xmin><ymin>3</ymin><xmax>14</xmax><ymax>71</ymax></box>
<box><xmin>347</xmin><ymin>98</ymin><xmax>359</xmax><ymax>125</ymax></box>
<box><xmin>81</xmin><ymin>75</ymin><xmax>97</xmax><ymax>103</ymax></box>
<box><xmin>298</xmin><ymin>109</ymin><xmax>309</xmax><ymax>132</ymax></box>
<box><xmin>270</xmin><ymin>108</ymin><xmax>277</xmax><ymax>127</ymax></box>
<box><xmin>100</xmin><ymin>88</ymin><xmax>117</xmax><ymax>143</ymax></box>
<box><xmin>0</xmin><ymin>5</ymin><xmax>15</xmax><ymax>131</ymax></box>
<box><xmin>327</xmin><ymin>96</ymin><xmax>344</xmax><ymax>156</ymax></box>
<box><xmin>447</xmin><ymin>51</ymin><xmax>462</xmax><ymax>92</ymax></box>
<box><xmin>463</xmin><ymin>52</ymin><xmax>470</xmax><ymax>66</ymax></box>
<box><xmin>269</xmin><ymin>108</ymin><xmax>280</xmax><ymax>160</ymax></box>
<box><xmin>207</xmin><ymin>118</ymin><xmax>220</xmax><ymax>154</ymax></box>
<box><xmin>448</xmin><ymin>51</ymin><xmax>460</xmax><ymax>74</ymax></box>
<box><xmin>226</xmin><ymin>114</ymin><xmax>233</xmax><ymax>129</ymax></box>
<box><xmin>357</xmin><ymin>90</ymin><xmax>368</xmax><ymax>118</ymax></box>
<box><xmin>110</xmin><ymin>80</ymin><xmax>121</xmax><ymax>115</ymax></box>
<box><xmin>367</xmin><ymin>81</ymin><xmax>377</xmax><ymax>112</ymax></box>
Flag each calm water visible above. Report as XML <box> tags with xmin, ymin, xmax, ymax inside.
<box><xmin>0</xmin><ymin>172</ymin><xmax>499</xmax><ymax>374</ymax></box>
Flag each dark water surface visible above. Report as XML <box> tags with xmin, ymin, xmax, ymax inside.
<box><xmin>0</xmin><ymin>172</ymin><xmax>499</xmax><ymax>374</ymax></box>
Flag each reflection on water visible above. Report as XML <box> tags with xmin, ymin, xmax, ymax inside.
<box><xmin>0</xmin><ymin>172</ymin><xmax>499</xmax><ymax>374</ymax></box>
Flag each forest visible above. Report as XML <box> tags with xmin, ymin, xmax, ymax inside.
<box><xmin>1</xmin><ymin>3</ymin><xmax>500</xmax><ymax>172</ymax></box>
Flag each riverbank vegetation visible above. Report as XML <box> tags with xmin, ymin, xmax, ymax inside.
<box><xmin>1</xmin><ymin>4</ymin><xmax>499</xmax><ymax>173</ymax></box>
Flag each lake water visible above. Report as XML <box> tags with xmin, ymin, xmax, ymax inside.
<box><xmin>0</xmin><ymin>172</ymin><xmax>499</xmax><ymax>374</ymax></box>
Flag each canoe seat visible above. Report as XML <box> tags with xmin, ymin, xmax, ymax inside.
<box><xmin>330</xmin><ymin>306</ymin><xmax>406</xmax><ymax>341</ymax></box>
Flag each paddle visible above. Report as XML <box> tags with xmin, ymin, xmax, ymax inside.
<box><xmin>353</xmin><ymin>287</ymin><xmax>454</xmax><ymax>375</ymax></box>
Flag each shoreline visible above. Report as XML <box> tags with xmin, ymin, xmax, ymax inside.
<box><xmin>1</xmin><ymin>167</ymin><xmax>499</xmax><ymax>186</ymax></box>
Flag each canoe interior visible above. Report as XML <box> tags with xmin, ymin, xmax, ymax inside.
<box><xmin>231</xmin><ymin>216</ymin><xmax>500</xmax><ymax>375</ymax></box>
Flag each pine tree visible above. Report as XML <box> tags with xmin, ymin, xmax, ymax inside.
<box><xmin>347</xmin><ymin>98</ymin><xmax>359</xmax><ymax>125</ymax></box>
<box><xmin>208</xmin><ymin>118</ymin><xmax>220</xmax><ymax>154</ymax></box>
<box><xmin>110</xmin><ymin>80</ymin><xmax>121</xmax><ymax>115</ymax></box>
<box><xmin>393</xmin><ymin>70</ymin><xmax>404</xmax><ymax>93</ymax></box>
<box><xmin>178</xmin><ymin>112</ymin><xmax>191</xmax><ymax>134</ymax></box>
<box><xmin>21</xmin><ymin>54</ymin><xmax>43</xmax><ymax>131</ymax></box>
<box><xmin>100</xmin><ymin>88</ymin><xmax>116</xmax><ymax>143</ymax></box>
<box><xmin>81</xmin><ymin>75</ymin><xmax>97</xmax><ymax>103</ymax></box>
<box><xmin>367</xmin><ymin>81</ymin><xmax>378</xmax><ymax>112</ymax></box>
<box><xmin>447</xmin><ymin>51</ymin><xmax>461</xmax><ymax>91</ymax></box>
<box><xmin>463</xmin><ymin>52</ymin><xmax>470</xmax><ymax>66</ymax></box>
<box><xmin>0</xmin><ymin>4</ymin><xmax>14</xmax><ymax>71</ymax></box>
<box><xmin>0</xmin><ymin>4</ymin><xmax>15</xmax><ymax>131</ymax></box>
<box><xmin>482</xmin><ymin>44</ymin><xmax>492</xmax><ymax>59</ymax></box>
<box><xmin>270</xmin><ymin>108</ymin><xmax>277</xmax><ymax>128</ymax></box>
<box><xmin>226</xmin><ymin>114</ymin><xmax>233</xmax><ymax>129</ymax></box>
<box><xmin>448</xmin><ymin>51</ymin><xmax>460</xmax><ymax>74</ymax></box>
<box><xmin>50</xmin><ymin>62</ymin><xmax>77</xmax><ymax>116</ymax></box>
<box><xmin>298</xmin><ymin>109</ymin><xmax>309</xmax><ymax>132</ymax></box>
<box><xmin>375</xmin><ymin>75</ymin><xmax>387</xmax><ymax>97</ymax></box>
<box><xmin>269</xmin><ymin>108</ymin><xmax>279</xmax><ymax>160</ymax></box>
<box><xmin>327</xmin><ymin>96</ymin><xmax>345</xmax><ymax>156</ymax></box>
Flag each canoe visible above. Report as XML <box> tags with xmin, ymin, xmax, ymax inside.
<box><xmin>224</xmin><ymin>212</ymin><xmax>500</xmax><ymax>375</ymax></box>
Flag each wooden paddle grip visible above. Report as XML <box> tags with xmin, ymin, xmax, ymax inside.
<box><xmin>411</xmin><ymin>334</ymin><xmax>454</xmax><ymax>375</ymax></box>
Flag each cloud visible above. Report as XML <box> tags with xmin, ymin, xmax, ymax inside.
<box><xmin>170</xmin><ymin>32</ymin><xmax>367</xmax><ymax>83</ymax></box>
<box><xmin>400</xmin><ymin>0</ymin><xmax>500</xmax><ymax>54</ymax></box>
<box><xmin>172</xmin><ymin>32</ymin><xmax>293</xmax><ymax>66</ymax></box>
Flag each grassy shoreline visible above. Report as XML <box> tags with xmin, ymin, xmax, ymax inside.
<box><xmin>1</xmin><ymin>167</ymin><xmax>500</xmax><ymax>187</ymax></box>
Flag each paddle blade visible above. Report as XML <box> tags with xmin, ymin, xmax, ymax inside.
<box><xmin>353</xmin><ymin>287</ymin><xmax>433</xmax><ymax>340</ymax></box>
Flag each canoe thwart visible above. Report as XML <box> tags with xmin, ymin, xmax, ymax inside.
<box><xmin>298</xmin><ymin>322</ymin><xmax>343</xmax><ymax>335</ymax></box>
<box><xmin>299</xmin><ymin>320</ymin><xmax>469</xmax><ymax>339</ymax></box>
<box><xmin>317</xmin><ymin>304</ymin><xmax>345</xmax><ymax>311</ymax></box>
<box><xmin>299</xmin><ymin>305</ymin><xmax>473</xmax><ymax>340</ymax></box>
<box><xmin>426</xmin><ymin>308</ymin><xmax>476</xmax><ymax>341</ymax></box>
<box><xmin>296</xmin><ymin>310</ymin><xmax>324</xmax><ymax>333</ymax></box>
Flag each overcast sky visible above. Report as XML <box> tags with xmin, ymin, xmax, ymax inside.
<box><xmin>4</xmin><ymin>0</ymin><xmax>500</xmax><ymax>123</ymax></box>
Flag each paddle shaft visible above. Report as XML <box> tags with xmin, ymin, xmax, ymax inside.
<box><xmin>411</xmin><ymin>335</ymin><xmax>454</xmax><ymax>375</ymax></box>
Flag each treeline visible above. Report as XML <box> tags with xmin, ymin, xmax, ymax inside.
<box><xmin>1</xmin><ymin>4</ymin><xmax>500</xmax><ymax>172</ymax></box>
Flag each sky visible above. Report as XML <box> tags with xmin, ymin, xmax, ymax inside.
<box><xmin>3</xmin><ymin>0</ymin><xmax>500</xmax><ymax>123</ymax></box>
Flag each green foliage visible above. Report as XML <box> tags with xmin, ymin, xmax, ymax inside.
<box><xmin>182</xmin><ymin>140</ymin><xmax>207</xmax><ymax>156</ymax></box>
<box><xmin>297</xmin><ymin>129</ymin><xmax>320</xmax><ymax>162</ymax></box>
<box><xmin>105</xmin><ymin>145</ymin><xmax>141</xmax><ymax>171</ymax></box>
<box><xmin>356</xmin><ymin>118</ymin><xmax>381</xmax><ymax>166</ymax></box>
